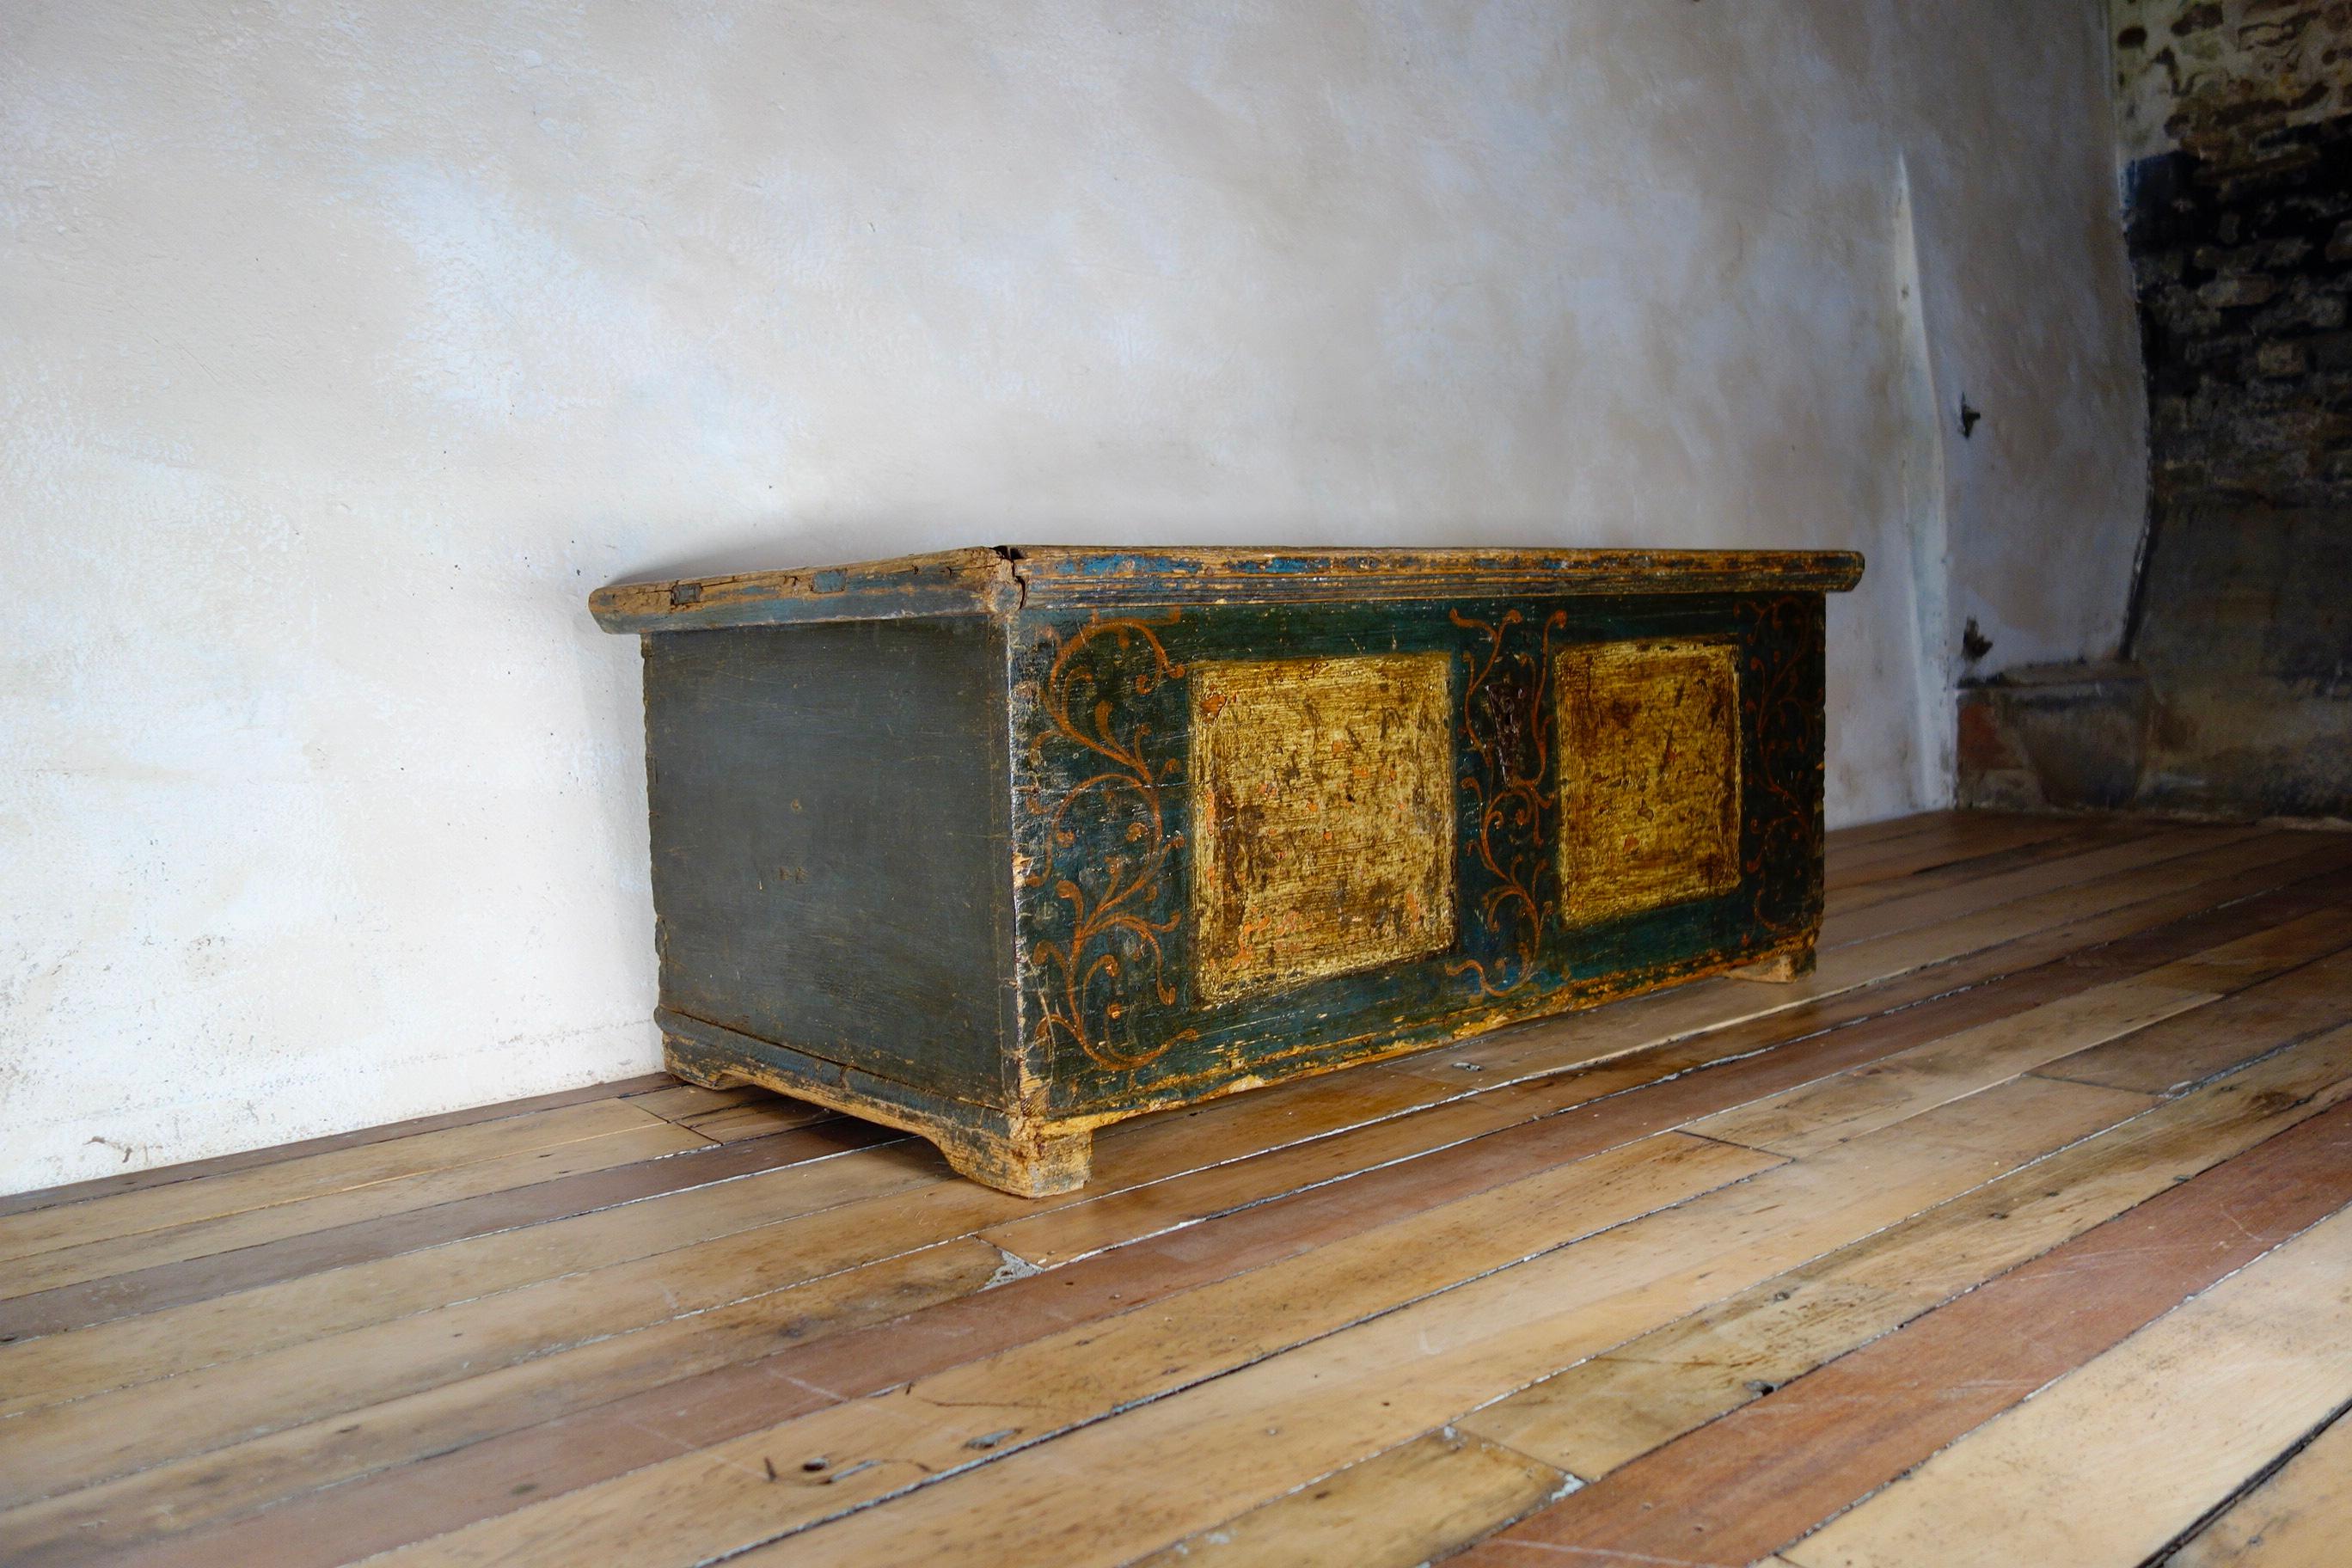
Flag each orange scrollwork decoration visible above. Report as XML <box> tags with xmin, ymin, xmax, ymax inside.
<box><xmin>1021</xmin><ymin>614</ymin><xmax>1199</xmax><ymax>1071</ymax></box>
<box><xmin>1447</xmin><ymin>605</ymin><xmax>1569</xmax><ymax>997</ymax></box>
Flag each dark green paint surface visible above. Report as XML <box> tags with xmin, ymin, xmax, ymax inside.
<box><xmin>642</xmin><ymin>617</ymin><xmax>1016</xmax><ymax>1106</ymax></box>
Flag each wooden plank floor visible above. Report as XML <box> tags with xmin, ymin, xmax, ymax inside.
<box><xmin>5</xmin><ymin>813</ymin><xmax>2352</xmax><ymax>1566</ymax></box>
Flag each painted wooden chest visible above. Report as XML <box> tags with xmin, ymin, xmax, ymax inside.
<box><xmin>592</xmin><ymin>547</ymin><xmax>1863</xmax><ymax>1195</ymax></box>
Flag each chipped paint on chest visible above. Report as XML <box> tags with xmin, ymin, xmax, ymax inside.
<box><xmin>1191</xmin><ymin>653</ymin><xmax>1456</xmax><ymax>1003</ymax></box>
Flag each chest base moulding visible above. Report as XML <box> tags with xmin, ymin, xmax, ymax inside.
<box><xmin>593</xmin><ymin>545</ymin><xmax>1864</xmax><ymax>1196</ymax></box>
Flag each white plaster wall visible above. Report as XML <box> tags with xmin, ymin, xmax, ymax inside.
<box><xmin>0</xmin><ymin>0</ymin><xmax>2145</xmax><ymax>1191</ymax></box>
<box><xmin>1900</xmin><ymin>1</ymin><xmax>2151</xmax><ymax>696</ymax></box>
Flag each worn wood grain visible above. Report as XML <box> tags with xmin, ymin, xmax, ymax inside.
<box><xmin>1685</xmin><ymin>972</ymin><xmax>2217</xmax><ymax>1156</ymax></box>
<box><xmin>0</xmin><ymin>1144</ymin><xmax>977</xmax><ymax>1506</ymax></box>
<box><xmin>736</xmin><ymin>1076</ymin><xmax>2142</xmax><ymax>1568</ymax></box>
<box><xmin>336</xmin><ymin>1135</ymin><xmax>1781</xmax><ymax>1567</ymax></box>
<box><xmin>0</xmin><ymin>1128</ymin><xmax>922</xmax><ymax>1416</ymax></box>
<box><xmin>1823</xmin><ymin>814</ymin><xmax>2121</xmax><ymax>891</ymax></box>
<box><xmin>0</xmin><ymin>1119</ymin><xmax>711</xmax><ymax>1304</ymax></box>
<box><xmin>1814</xmin><ymin>821</ymin><xmax>2257</xmax><ymax>949</ymax></box>
<box><xmin>0</xmin><ymin>1074</ymin><xmax>683</xmax><ymax>1223</ymax></box>
<box><xmin>1825</xmin><ymin>821</ymin><xmax>2155</xmax><ymax>916</ymax></box>
<box><xmin>0</xmin><ymin>1099</ymin><xmax>680</xmax><ymax>1266</ymax></box>
<box><xmin>979</xmin><ymin>913</ymin><xmax>2231</xmax><ymax>1269</ymax></box>
<box><xmin>0</xmin><ymin>1117</ymin><xmax>895</xmax><ymax>1346</ymax></box>
<box><xmin>0</xmin><ymin>1242</ymin><xmax>1011</xmax><ymax>1568</ymax></box>
<box><xmin>2167</xmin><ymin>1407</ymin><xmax>2352</xmax><ymax>1567</ymax></box>
<box><xmin>1821</xmin><ymin>809</ymin><xmax>1976</xmax><ymax>854</ymax></box>
<box><xmin>623</xmin><ymin>1083</ymin><xmax>838</xmax><ymax>1142</ymax></box>
<box><xmin>779</xmin><ymin>842</ymin><xmax>2352</xmax><ymax>1283</ymax></box>
<box><xmin>1127</xmin><ymin>1429</ymin><xmax>1567</xmax><ymax>1568</ymax></box>
<box><xmin>1778</xmin><ymin>1191</ymin><xmax>2352</xmax><ymax>1568</ymax></box>
<box><xmin>2</xmin><ymin>1060</ymin><xmax>1625</xmax><ymax>1560</ymax></box>
<box><xmin>996</xmin><ymin>849</ymin><xmax>2346</xmax><ymax>1272</ymax></box>
<box><xmin>2049</xmin><ymin>941</ymin><xmax>2352</xmax><ymax>1094</ymax></box>
<box><xmin>64</xmin><ymin>1105</ymin><xmax>1767</xmax><ymax>1565</ymax></box>
<box><xmin>1459</xmin><ymin>1020</ymin><xmax>2352</xmax><ymax>1481</ymax></box>
<box><xmin>14</xmin><ymin>1006</ymin><xmax>1797</xmax><ymax>1523</ymax></box>
<box><xmin>1455</xmin><ymin>1098</ymin><xmax>2352</xmax><ymax>1567</ymax></box>
<box><xmin>591</xmin><ymin>547</ymin><xmax>1867</xmax><ymax>634</ymax></box>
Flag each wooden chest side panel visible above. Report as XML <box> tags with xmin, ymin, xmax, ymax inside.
<box><xmin>642</xmin><ymin>618</ymin><xmax>1015</xmax><ymax>1106</ymax></box>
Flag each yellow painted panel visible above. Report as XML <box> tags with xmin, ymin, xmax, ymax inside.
<box><xmin>1557</xmin><ymin>638</ymin><xmax>1741</xmax><ymax>925</ymax></box>
<box><xmin>1191</xmin><ymin>655</ymin><xmax>1455</xmax><ymax>1002</ymax></box>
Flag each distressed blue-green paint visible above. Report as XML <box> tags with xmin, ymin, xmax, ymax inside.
<box><xmin>602</xmin><ymin>547</ymin><xmax>1853</xmax><ymax>1191</ymax></box>
<box><xmin>1006</xmin><ymin>591</ymin><xmax>1828</xmax><ymax>1118</ymax></box>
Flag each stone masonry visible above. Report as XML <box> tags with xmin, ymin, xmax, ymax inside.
<box><xmin>1962</xmin><ymin>2</ymin><xmax>2352</xmax><ymax>820</ymax></box>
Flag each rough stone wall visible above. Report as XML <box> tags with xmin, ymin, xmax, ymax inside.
<box><xmin>2102</xmin><ymin>0</ymin><xmax>2352</xmax><ymax>815</ymax></box>
<box><xmin>2112</xmin><ymin>0</ymin><xmax>2352</xmax><ymax>164</ymax></box>
<box><xmin>2131</xmin><ymin>117</ymin><xmax>2352</xmax><ymax>520</ymax></box>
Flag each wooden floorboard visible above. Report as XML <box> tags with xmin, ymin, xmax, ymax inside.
<box><xmin>726</xmin><ymin>1078</ymin><xmax>2152</xmax><ymax>1568</ymax></box>
<box><xmin>2166</xmin><ymin>1406</ymin><xmax>2352</xmax><ymax>1567</ymax></box>
<box><xmin>1460</xmin><ymin>994</ymin><xmax>2352</xmax><ymax>1480</ymax></box>
<box><xmin>1453</xmin><ymin>1088</ymin><xmax>2352</xmax><ymax>1567</ymax></box>
<box><xmin>1130</xmin><ymin>1427</ymin><xmax>1569</xmax><ymax>1568</ymax></box>
<box><xmin>1822</xmin><ymin>808</ymin><xmax>1972</xmax><ymax>852</ymax></box>
<box><xmin>57</xmin><ymin>852</ymin><xmax>2352</xmax><ymax>1564</ymax></box>
<box><xmin>0</xmin><ymin>1099</ymin><xmax>689</xmax><ymax>1268</ymax></box>
<box><xmin>0</xmin><ymin>1118</ymin><xmax>896</xmax><ymax>1344</ymax></box>
<box><xmin>3</xmin><ymin>812</ymin><xmax>2351</xmax><ymax>1568</ymax></box>
<box><xmin>1782</xmin><ymin>1194</ymin><xmax>2352</xmax><ymax>1568</ymax></box>
<box><xmin>1822</xmin><ymin>814</ymin><xmax>2119</xmax><ymax>894</ymax></box>
<box><xmin>0</xmin><ymin>1075</ymin><xmax>683</xmax><ymax>1223</ymax></box>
